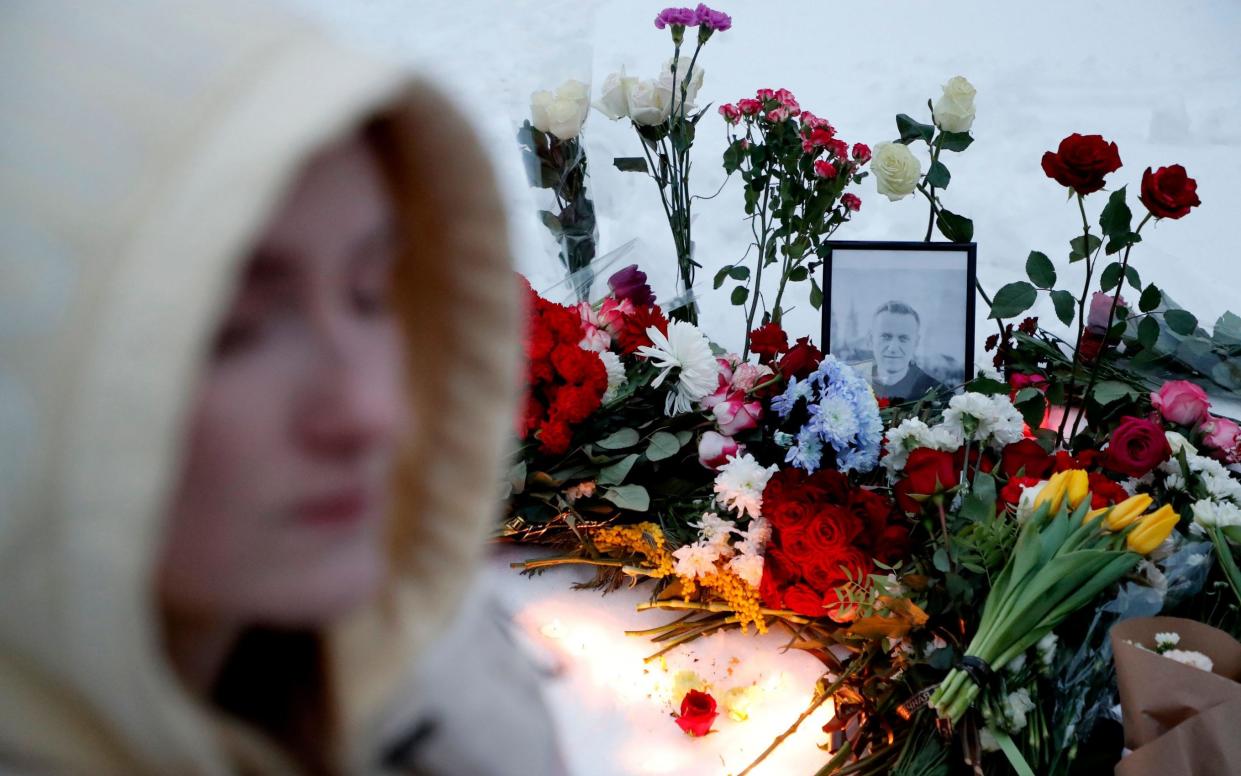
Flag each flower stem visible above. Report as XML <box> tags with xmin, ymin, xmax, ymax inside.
<box><xmin>1055</xmin><ymin>193</ymin><xmax>1097</xmax><ymax>446</ymax></box>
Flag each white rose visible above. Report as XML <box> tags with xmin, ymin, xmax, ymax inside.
<box><xmin>933</xmin><ymin>75</ymin><xmax>976</xmax><ymax>133</ymax></box>
<box><xmin>625</xmin><ymin>78</ymin><xmax>671</xmax><ymax>126</ymax></box>
<box><xmin>657</xmin><ymin>57</ymin><xmax>705</xmax><ymax>113</ymax></box>
<box><xmin>595</xmin><ymin>69</ymin><xmax>637</xmax><ymax>120</ymax></box>
<box><xmin>529</xmin><ymin>79</ymin><xmax>590</xmax><ymax>140</ymax></box>
<box><xmin>871</xmin><ymin>141</ymin><xmax>922</xmax><ymax>201</ymax></box>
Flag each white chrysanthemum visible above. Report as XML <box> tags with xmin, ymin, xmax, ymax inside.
<box><xmin>693</xmin><ymin>511</ymin><xmax>737</xmax><ymax>545</ymax></box>
<box><xmin>599</xmin><ymin>350</ymin><xmax>627</xmax><ymax>403</ymax></box>
<box><xmin>728</xmin><ymin>553</ymin><xmax>764</xmax><ymax>588</ymax></box>
<box><xmin>713</xmin><ymin>453</ymin><xmax>778</xmax><ymax>519</ymax></box>
<box><xmin>1193</xmin><ymin>499</ymin><xmax>1241</xmax><ymax>529</ymax></box>
<box><xmin>1162</xmin><ymin>649</ymin><xmax>1214</xmax><ymax>672</ymax></box>
<box><xmin>739</xmin><ymin>516</ymin><xmax>772</xmax><ymax>553</ymax></box>
<box><xmin>1002</xmin><ymin>689</ymin><xmax>1035</xmax><ymax>731</ymax></box>
<box><xmin>942</xmin><ymin>392</ymin><xmax>1025</xmax><ymax>448</ymax></box>
<box><xmin>1155</xmin><ymin>632</ymin><xmax>1181</xmax><ymax>649</ymax></box>
<box><xmin>672</xmin><ymin>541</ymin><xmax>723</xmax><ymax>580</ymax></box>
<box><xmin>1165</xmin><ymin>430</ymin><xmax>1198</xmax><ymax>458</ymax></box>
<box><xmin>1164</xmin><ymin>472</ymin><xmax>1187</xmax><ymax>492</ymax></box>
<box><xmin>637</xmin><ymin>321</ymin><xmax>720</xmax><ymax>416</ymax></box>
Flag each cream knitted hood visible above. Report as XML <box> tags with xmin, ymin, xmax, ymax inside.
<box><xmin>0</xmin><ymin>1</ymin><xmax>523</xmax><ymax>773</ymax></box>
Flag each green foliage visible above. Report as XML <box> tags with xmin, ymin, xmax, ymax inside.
<box><xmin>927</xmin><ymin>160</ymin><xmax>951</xmax><ymax>189</ymax></box>
<box><xmin>1165</xmin><ymin>308</ymin><xmax>1198</xmax><ymax>336</ymax></box>
<box><xmin>644</xmin><ymin>431</ymin><xmax>682</xmax><ymax>461</ymax></box>
<box><xmin>613</xmin><ymin>156</ymin><xmax>649</xmax><ymax>173</ymax></box>
<box><xmin>597</xmin><ymin>427</ymin><xmax>640</xmax><ymax>449</ymax></box>
<box><xmin>896</xmin><ymin>113</ymin><xmax>935</xmax><ymax>145</ymax></box>
<box><xmin>1025</xmin><ymin>251</ymin><xmax>1056</xmax><ymax>289</ymax></box>
<box><xmin>935</xmin><ymin>208</ymin><xmax>973</xmax><ymax>242</ymax></box>
<box><xmin>990</xmin><ymin>281</ymin><xmax>1037</xmax><ymax>319</ymax></box>
<box><xmin>1050</xmin><ymin>289</ymin><xmax>1075</xmax><ymax>326</ymax></box>
<box><xmin>939</xmin><ymin>131</ymin><xmax>974</xmax><ymax>152</ymax></box>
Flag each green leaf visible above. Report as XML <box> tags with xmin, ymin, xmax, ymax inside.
<box><xmin>731</xmin><ymin>285</ymin><xmax>749</xmax><ymax>305</ymax></box>
<box><xmin>1125</xmin><ymin>265</ymin><xmax>1141</xmax><ymax>290</ymax></box>
<box><xmin>939</xmin><ymin>131</ymin><xmax>973</xmax><ymax>152</ymax></box>
<box><xmin>788</xmin><ymin>266</ymin><xmax>809</xmax><ymax>282</ymax></box>
<box><xmin>602</xmin><ymin>485</ymin><xmax>650</xmax><ymax>512</ymax></box>
<box><xmin>598</xmin><ymin>454</ymin><xmax>640</xmax><ymax>486</ymax></box>
<box><xmin>1137</xmin><ymin>316</ymin><xmax>1161</xmax><ymax>349</ymax></box>
<box><xmin>989</xmin><ymin>281</ymin><xmax>1038</xmax><ymax>320</ymax></box>
<box><xmin>1165</xmin><ymin>309</ymin><xmax>1198</xmax><ymax>336</ymax></box>
<box><xmin>936</xmin><ymin>208</ymin><xmax>974</xmax><ymax>242</ymax></box>
<box><xmin>927</xmin><ymin>161</ymin><xmax>951</xmax><ymax>189</ymax></box>
<box><xmin>713</xmin><ymin>265</ymin><xmax>731</xmax><ymax>290</ymax></box>
<box><xmin>810</xmin><ymin>278</ymin><xmax>824</xmax><ymax>310</ymax></box>
<box><xmin>644</xmin><ymin>431</ymin><xmax>682</xmax><ymax>462</ymax></box>
<box><xmin>932</xmin><ymin>546</ymin><xmax>951</xmax><ymax>573</ymax></box>
<box><xmin>596</xmin><ymin>427</ymin><xmax>640</xmax><ymax>449</ymax></box>
<box><xmin>613</xmin><ymin>156</ymin><xmax>649</xmax><ymax>173</ymax></box>
<box><xmin>896</xmin><ymin>113</ymin><xmax>935</xmax><ymax>145</ymax></box>
<box><xmin>1069</xmin><ymin>234</ymin><xmax>1102</xmax><ymax>262</ymax></box>
<box><xmin>1099</xmin><ymin>187</ymin><xmax>1132</xmax><ymax>240</ymax></box>
<box><xmin>1050</xmin><ymin>289</ymin><xmax>1075</xmax><ymax>326</ymax></box>
<box><xmin>1025</xmin><ymin>251</ymin><xmax>1056</xmax><ymax>289</ymax></box>
<box><xmin>1213</xmin><ymin>311</ymin><xmax>1241</xmax><ymax>348</ymax></box>
<box><xmin>1100</xmin><ymin>262</ymin><xmax>1123</xmax><ymax>293</ymax></box>
<box><xmin>722</xmin><ymin>141</ymin><xmax>743</xmax><ymax>174</ymax></box>
<box><xmin>961</xmin><ymin>473</ymin><xmax>998</xmax><ymax>523</ymax></box>
<box><xmin>676</xmin><ymin>430</ymin><xmax>694</xmax><ymax>447</ymax></box>
<box><xmin>1138</xmin><ymin>283</ymin><xmax>1162</xmax><ymax>313</ymax></box>
<box><xmin>728</xmin><ymin>265</ymin><xmax>751</xmax><ymax>281</ymax></box>
<box><xmin>1093</xmin><ymin>380</ymin><xmax>1136</xmax><ymax>405</ymax></box>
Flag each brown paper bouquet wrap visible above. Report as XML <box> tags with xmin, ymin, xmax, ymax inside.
<box><xmin>1110</xmin><ymin>616</ymin><xmax>1241</xmax><ymax>775</ymax></box>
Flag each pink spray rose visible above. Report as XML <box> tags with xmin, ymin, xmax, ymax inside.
<box><xmin>1202</xmin><ymin>416</ymin><xmax>1241</xmax><ymax>461</ymax></box>
<box><xmin>813</xmin><ymin>160</ymin><xmax>837</xmax><ymax>179</ymax></box>
<box><xmin>698</xmin><ymin>430</ymin><xmax>742</xmax><ymax>469</ymax></box>
<box><xmin>718</xmin><ymin>103</ymin><xmax>741</xmax><ymax>124</ymax></box>
<box><xmin>713</xmin><ymin>391</ymin><xmax>763</xmax><ymax>435</ymax></box>
<box><xmin>737</xmin><ymin>98</ymin><xmax>762</xmax><ymax>116</ymax></box>
<box><xmin>1151</xmin><ymin>380</ymin><xmax>1211</xmax><ymax>427</ymax></box>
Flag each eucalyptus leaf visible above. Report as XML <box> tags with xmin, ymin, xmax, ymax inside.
<box><xmin>596</xmin><ymin>427</ymin><xmax>640</xmax><ymax>449</ymax></box>
<box><xmin>598</xmin><ymin>453</ymin><xmax>640</xmax><ymax>486</ymax></box>
<box><xmin>602</xmin><ymin>485</ymin><xmax>651</xmax><ymax>512</ymax></box>
<box><xmin>644</xmin><ymin>431</ymin><xmax>682</xmax><ymax>462</ymax></box>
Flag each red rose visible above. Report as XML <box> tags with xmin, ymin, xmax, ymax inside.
<box><xmin>874</xmin><ymin>523</ymin><xmax>911</xmax><ymax>566</ymax></box>
<box><xmin>1077</xmin><ymin>330</ymin><xmax>1106</xmax><ymax>363</ymax></box>
<box><xmin>675</xmin><ymin>689</ymin><xmax>718</xmax><ymax>737</ymax></box>
<box><xmin>748</xmin><ymin>322</ymin><xmax>789</xmax><ymax>363</ymax></box>
<box><xmin>1140</xmin><ymin>165</ymin><xmax>1200</xmax><ymax>220</ymax></box>
<box><xmin>954</xmin><ymin>446</ymin><xmax>997</xmax><ymax>476</ymax></box>
<box><xmin>1087</xmin><ymin>472</ymin><xmax>1129</xmax><ymax>509</ymax></box>
<box><xmin>1000</xmin><ymin>476</ymin><xmax>1042</xmax><ymax>508</ymax></box>
<box><xmin>1000</xmin><ymin>439</ymin><xmax>1054</xmax><ymax>479</ymax></box>
<box><xmin>778</xmin><ymin>336</ymin><xmax>823</xmax><ymax>380</ymax></box>
<box><xmin>1041</xmin><ymin>133</ymin><xmax>1122</xmax><ymax>195</ymax></box>
<box><xmin>1104</xmin><ymin>416</ymin><xmax>1172</xmax><ymax>478</ymax></box>
<box><xmin>782</xmin><ymin>583</ymin><xmax>827</xmax><ymax>617</ymax></box>
<box><xmin>894</xmin><ymin>448</ymin><xmax>960</xmax><ymax>513</ymax></box>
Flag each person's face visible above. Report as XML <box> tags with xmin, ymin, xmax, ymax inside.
<box><xmin>159</xmin><ymin>135</ymin><xmax>408</xmax><ymax>627</ymax></box>
<box><xmin>871</xmin><ymin>311</ymin><xmax>920</xmax><ymax>376</ymax></box>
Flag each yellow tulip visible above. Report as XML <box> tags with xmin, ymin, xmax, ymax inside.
<box><xmin>1104</xmin><ymin>493</ymin><xmax>1154</xmax><ymax>531</ymax></box>
<box><xmin>1065</xmin><ymin>470</ymin><xmax>1090</xmax><ymax>510</ymax></box>
<box><xmin>1086</xmin><ymin>507</ymin><xmax>1108</xmax><ymax>523</ymax></box>
<box><xmin>1126</xmin><ymin>505</ymin><xmax>1180</xmax><ymax>555</ymax></box>
<box><xmin>1032</xmin><ymin>471</ymin><xmax>1070</xmax><ymax>514</ymax></box>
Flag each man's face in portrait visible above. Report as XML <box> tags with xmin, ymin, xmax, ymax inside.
<box><xmin>871</xmin><ymin>310</ymin><xmax>920</xmax><ymax>383</ymax></box>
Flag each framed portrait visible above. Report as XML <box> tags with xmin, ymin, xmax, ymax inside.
<box><xmin>821</xmin><ymin>241</ymin><xmax>976</xmax><ymax>403</ymax></box>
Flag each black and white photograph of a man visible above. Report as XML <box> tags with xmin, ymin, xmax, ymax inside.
<box><xmin>823</xmin><ymin>243</ymin><xmax>975</xmax><ymax>403</ymax></box>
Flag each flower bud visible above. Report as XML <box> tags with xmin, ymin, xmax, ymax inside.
<box><xmin>1104</xmin><ymin>493</ymin><xmax>1154</xmax><ymax>531</ymax></box>
<box><xmin>1065</xmin><ymin>469</ymin><xmax>1090</xmax><ymax>510</ymax></box>
<box><xmin>1032</xmin><ymin>471</ymin><xmax>1069</xmax><ymax>514</ymax></box>
<box><xmin>1126</xmin><ymin>504</ymin><xmax>1179</xmax><ymax>555</ymax></box>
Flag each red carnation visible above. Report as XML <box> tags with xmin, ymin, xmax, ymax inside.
<box><xmin>1087</xmin><ymin>472</ymin><xmax>1130</xmax><ymax>509</ymax></box>
<box><xmin>1052</xmin><ymin>448</ymin><xmax>1099</xmax><ymax>472</ymax></box>
<box><xmin>675</xmin><ymin>690</ymin><xmax>718</xmax><ymax>737</ymax></box>
<box><xmin>748</xmin><ymin>322</ymin><xmax>789</xmax><ymax>364</ymax></box>
<box><xmin>1104</xmin><ymin>416</ymin><xmax>1172</xmax><ymax>478</ymax></box>
<box><xmin>1140</xmin><ymin>165</ymin><xmax>1200</xmax><ymax>220</ymax></box>
<box><xmin>778</xmin><ymin>336</ymin><xmax>823</xmax><ymax>380</ymax></box>
<box><xmin>611</xmin><ymin>303</ymin><xmax>669</xmax><ymax>355</ymax></box>
<box><xmin>1041</xmin><ymin>133</ymin><xmax>1122</xmax><ymax>195</ymax></box>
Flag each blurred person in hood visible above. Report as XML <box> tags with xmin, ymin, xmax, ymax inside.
<box><xmin>0</xmin><ymin>1</ymin><xmax>564</xmax><ymax>774</ymax></box>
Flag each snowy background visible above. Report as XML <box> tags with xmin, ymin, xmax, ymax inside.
<box><xmin>280</xmin><ymin>2</ymin><xmax>1241</xmax><ymax>773</ymax></box>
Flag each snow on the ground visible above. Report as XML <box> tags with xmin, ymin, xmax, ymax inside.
<box><xmin>279</xmin><ymin>2</ymin><xmax>1241</xmax><ymax>772</ymax></box>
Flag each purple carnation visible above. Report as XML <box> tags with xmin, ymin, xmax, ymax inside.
<box><xmin>695</xmin><ymin>3</ymin><xmax>732</xmax><ymax>31</ymax></box>
<box><xmin>654</xmin><ymin>7</ymin><xmax>698</xmax><ymax>29</ymax></box>
<box><xmin>608</xmin><ymin>264</ymin><xmax>656</xmax><ymax>307</ymax></box>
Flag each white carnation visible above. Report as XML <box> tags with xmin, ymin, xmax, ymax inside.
<box><xmin>1154</xmin><ymin>632</ymin><xmax>1181</xmax><ymax>648</ymax></box>
<box><xmin>941</xmin><ymin>392</ymin><xmax>1024</xmax><ymax>448</ymax></box>
<box><xmin>599</xmin><ymin>350</ymin><xmax>626</xmax><ymax>403</ymax></box>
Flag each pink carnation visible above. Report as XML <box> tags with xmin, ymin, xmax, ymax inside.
<box><xmin>841</xmin><ymin>193</ymin><xmax>861</xmax><ymax>212</ymax></box>
<box><xmin>852</xmin><ymin>143</ymin><xmax>872</xmax><ymax>163</ymax></box>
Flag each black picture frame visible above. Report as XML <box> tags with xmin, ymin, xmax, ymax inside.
<box><xmin>822</xmin><ymin>241</ymin><xmax>977</xmax><ymax>403</ymax></box>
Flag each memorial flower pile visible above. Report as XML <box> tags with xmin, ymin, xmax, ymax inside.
<box><xmin>503</xmin><ymin>5</ymin><xmax>1241</xmax><ymax>773</ymax></box>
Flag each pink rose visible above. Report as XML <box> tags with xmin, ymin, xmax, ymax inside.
<box><xmin>755</xmin><ymin>88</ymin><xmax>775</xmax><ymax>101</ymax></box>
<box><xmin>1151</xmin><ymin>380</ymin><xmax>1211</xmax><ymax>427</ymax></box>
<box><xmin>851</xmin><ymin>143</ymin><xmax>872</xmax><ymax>163</ymax></box>
<box><xmin>698</xmin><ymin>430</ymin><xmax>742</xmax><ymax>469</ymax></box>
<box><xmin>718</xmin><ymin>103</ymin><xmax>741</xmax><ymax>124</ymax></box>
<box><xmin>713</xmin><ymin>392</ymin><xmax>763</xmax><ymax>435</ymax></box>
<box><xmin>813</xmin><ymin>160</ymin><xmax>837</xmax><ymax>178</ymax></box>
<box><xmin>1087</xmin><ymin>290</ymin><xmax>1126</xmax><ymax>332</ymax></box>
<box><xmin>737</xmin><ymin>98</ymin><xmax>762</xmax><ymax>116</ymax></box>
<box><xmin>766</xmin><ymin>107</ymin><xmax>790</xmax><ymax>123</ymax></box>
<box><xmin>1202</xmin><ymin>416</ymin><xmax>1241</xmax><ymax>461</ymax></box>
